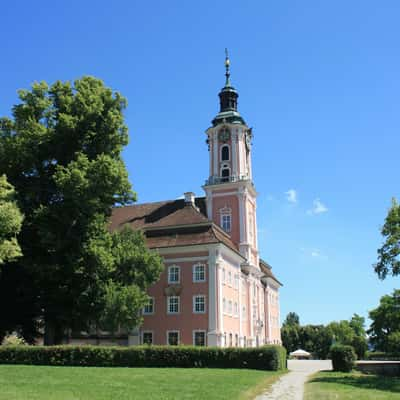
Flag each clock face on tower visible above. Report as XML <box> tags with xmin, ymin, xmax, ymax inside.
<box><xmin>218</xmin><ymin>128</ymin><xmax>230</xmax><ymax>142</ymax></box>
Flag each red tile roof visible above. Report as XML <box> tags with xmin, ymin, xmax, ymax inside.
<box><xmin>110</xmin><ymin>198</ymin><xmax>241</xmax><ymax>256</ymax></box>
<box><xmin>110</xmin><ymin>198</ymin><xmax>281</xmax><ymax>284</ymax></box>
<box><xmin>110</xmin><ymin>198</ymin><xmax>208</xmax><ymax>231</ymax></box>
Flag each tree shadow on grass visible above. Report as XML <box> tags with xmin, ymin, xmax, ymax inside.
<box><xmin>309</xmin><ymin>372</ymin><xmax>400</xmax><ymax>394</ymax></box>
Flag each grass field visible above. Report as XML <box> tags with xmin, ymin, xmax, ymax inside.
<box><xmin>305</xmin><ymin>371</ymin><xmax>400</xmax><ymax>400</ymax></box>
<box><xmin>0</xmin><ymin>365</ymin><xmax>284</xmax><ymax>400</ymax></box>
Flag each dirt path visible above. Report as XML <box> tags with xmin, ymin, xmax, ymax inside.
<box><xmin>255</xmin><ymin>360</ymin><xmax>332</xmax><ymax>400</ymax></box>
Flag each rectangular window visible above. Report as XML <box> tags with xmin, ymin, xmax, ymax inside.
<box><xmin>234</xmin><ymin>302</ymin><xmax>238</xmax><ymax>317</ymax></box>
<box><xmin>221</xmin><ymin>214</ymin><xmax>231</xmax><ymax>233</ymax></box>
<box><xmin>193</xmin><ymin>295</ymin><xmax>206</xmax><ymax>313</ymax></box>
<box><xmin>168</xmin><ymin>265</ymin><xmax>180</xmax><ymax>284</ymax></box>
<box><xmin>142</xmin><ymin>331</ymin><xmax>153</xmax><ymax>345</ymax></box>
<box><xmin>167</xmin><ymin>331</ymin><xmax>179</xmax><ymax>346</ymax></box>
<box><xmin>193</xmin><ymin>331</ymin><xmax>206</xmax><ymax>346</ymax></box>
<box><xmin>222</xmin><ymin>268</ymin><xmax>226</xmax><ymax>284</ymax></box>
<box><xmin>167</xmin><ymin>296</ymin><xmax>180</xmax><ymax>314</ymax></box>
<box><xmin>228</xmin><ymin>271</ymin><xmax>232</xmax><ymax>286</ymax></box>
<box><xmin>193</xmin><ymin>264</ymin><xmax>206</xmax><ymax>282</ymax></box>
<box><xmin>228</xmin><ymin>300</ymin><xmax>232</xmax><ymax>315</ymax></box>
<box><xmin>143</xmin><ymin>297</ymin><xmax>154</xmax><ymax>315</ymax></box>
<box><xmin>234</xmin><ymin>274</ymin><xmax>239</xmax><ymax>289</ymax></box>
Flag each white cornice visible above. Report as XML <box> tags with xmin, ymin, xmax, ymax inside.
<box><xmin>202</xmin><ymin>179</ymin><xmax>257</xmax><ymax>197</ymax></box>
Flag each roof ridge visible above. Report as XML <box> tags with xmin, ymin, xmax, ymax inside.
<box><xmin>113</xmin><ymin>196</ymin><xmax>206</xmax><ymax>209</ymax></box>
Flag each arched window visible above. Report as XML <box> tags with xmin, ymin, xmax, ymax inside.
<box><xmin>221</xmin><ymin>145</ymin><xmax>230</xmax><ymax>161</ymax></box>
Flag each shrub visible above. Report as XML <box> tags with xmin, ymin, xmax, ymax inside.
<box><xmin>0</xmin><ymin>345</ymin><xmax>287</xmax><ymax>371</ymax></box>
<box><xmin>330</xmin><ymin>344</ymin><xmax>356</xmax><ymax>372</ymax></box>
<box><xmin>1</xmin><ymin>332</ymin><xmax>27</xmax><ymax>346</ymax></box>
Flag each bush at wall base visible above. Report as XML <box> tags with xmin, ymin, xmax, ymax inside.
<box><xmin>0</xmin><ymin>345</ymin><xmax>287</xmax><ymax>371</ymax></box>
<box><xmin>330</xmin><ymin>344</ymin><xmax>356</xmax><ymax>372</ymax></box>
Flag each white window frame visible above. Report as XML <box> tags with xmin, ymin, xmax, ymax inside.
<box><xmin>223</xmin><ymin>298</ymin><xmax>226</xmax><ymax>313</ymax></box>
<box><xmin>193</xmin><ymin>263</ymin><xmax>206</xmax><ymax>282</ymax></box>
<box><xmin>141</xmin><ymin>330</ymin><xmax>154</xmax><ymax>345</ymax></box>
<box><xmin>228</xmin><ymin>271</ymin><xmax>232</xmax><ymax>286</ymax></box>
<box><xmin>167</xmin><ymin>295</ymin><xmax>180</xmax><ymax>314</ymax></box>
<box><xmin>193</xmin><ymin>295</ymin><xmax>206</xmax><ymax>314</ymax></box>
<box><xmin>234</xmin><ymin>274</ymin><xmax>239</xmax><ymax>289</ymax></box>
<box><xmin>166</xmin><ymin>330</ymin><xmax>180</xmax><ymax>346</ymax></box>
<box><xmin>193</xmin><ymin>330</ymin><xmax>207</xmax><ymax>346</ymax></box>
<box><xmin>228</xmin><ymin>300</ymin><xmax>233</xmax><ymax>315</ymax></box>
<box><xmin>221</xmin><ymin>214</ymin><xmax>232</xmax><ymax>233</ymax></box>
<box><xmin>222</xmin><ymin>268</ymin><xmax>226</xmax><ymax>284</ymax></box>
<box><xmin>168</xmin><ymin>265</ymin><xmax>180</xmax><ymax>284</ymax></box>
<box><xmin>143</xmin><ymin>297</ymin><xmax>155</xmax><ymax>315</ymax></box>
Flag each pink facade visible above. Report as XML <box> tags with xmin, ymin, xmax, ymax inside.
<box><xmin>123</xmin><ymin>55</ymin><xmax>282</xmax><ymax>347</ymax></box>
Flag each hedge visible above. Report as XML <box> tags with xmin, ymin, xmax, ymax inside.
<box><xmin>330</xmin><ymin>344</ymin><xmax>356</xmax><ymax>372</ymax></box>
<box><xmin>0</xmin><ymin>345</ymin><xmax>287</xmax><ymax>371</ymax></box>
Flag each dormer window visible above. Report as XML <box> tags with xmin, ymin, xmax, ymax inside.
<box><xmin>221</xmin><ymin>145</ymin><xmax>230</xmax><ymax>161</ymax></box>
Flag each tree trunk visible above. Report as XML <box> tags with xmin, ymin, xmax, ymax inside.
<box><xmin>43</xmin><ymin>319</ymin><xmax>55</xmax><ymax>345</ymax></box>
<box><xmin>43</xmin><ymin>319</ymin><xmax>64</xmax><ymax>345</ymax></box>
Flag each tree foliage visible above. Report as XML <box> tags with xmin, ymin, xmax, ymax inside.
<box><xmin>281</xmin><ymin>312</ymin><xmax>367</xmax><ymax>359</ymax></box>
<box><xmin>0</xmin><ymin>77</ymin><xmax>163</xmax><ymax>344</ymax></box>
<box><xmin>0</xmin><ymin>175</ymin><xmax>23</xmax><ymax>265</ymax></box>
<box><xmin>282</xmin><ymin>312</ymin><xmax>300</xmax><ymax>327</ymax></box>
<box><xmin>281</xmin><ymin>312</ymin><xmax>334</xmax><ymax>359</ymax></box>
<box><xmin>327</xmin><ymin>315</ymin><xmax>367</xmax><ymax>359</ymax></box>
<box><xmin>374</xmin><ymin>198</ymin><xmax>400</xmax><ymax>279</ymax></box>
<box><xmin>368</xmin><ymin>289</ymin><xmax>400</xmax><ymax>352</ymax></box>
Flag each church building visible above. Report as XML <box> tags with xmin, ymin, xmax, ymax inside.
<box><xmin>110</xmin><ymin>53</ymin><xmax>282</xmax><ymax>347</ymax></box>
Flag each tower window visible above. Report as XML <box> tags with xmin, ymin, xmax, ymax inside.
<box><xmin>221</xmin><ymin>145</ymin><xmax>230</xmax><ymax>161</ymax></box>
<box><xmin>221</xmin><ymin>214</ymin><xmax>231</xmax><ymax>233</ymax></box>
<box><xmin>221</xmin><ymin>165</ymin><xmax>230</xmax><ymax>182</ymax></box>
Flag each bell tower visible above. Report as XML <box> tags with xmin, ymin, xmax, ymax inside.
<box><xmin>204</xmin><ymin>50</ymin><xmax>259</xmax><ymax>269</ymax></box>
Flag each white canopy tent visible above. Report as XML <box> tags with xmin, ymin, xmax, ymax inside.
<box><xmin>289</xmin><ymin>349</ymin><xmax>311</xmax><ymax>359</ymax></box>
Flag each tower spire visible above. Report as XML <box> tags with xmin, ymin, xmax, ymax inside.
<box><xmin>211</xmin><ymin>49</ymin><xmax>245</xmax><ymax>126</ymax></box>
<box><xmin>225</xmin><ymin>48</ymin><xmax>231</xmax><ymax>87</ymax></box>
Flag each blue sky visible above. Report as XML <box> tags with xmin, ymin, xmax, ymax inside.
<box><xmin>1</xmin><ymin>1</ymin><xmax>399</xmax><ymax>327</ymax></box>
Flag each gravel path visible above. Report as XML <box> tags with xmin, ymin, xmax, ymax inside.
<box><xmin>255</xmin><ymin>360</ymin><xmax>332</xmax><ymax>400</ymax></box>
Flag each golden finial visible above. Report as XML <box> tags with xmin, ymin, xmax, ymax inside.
<box><xmin>224</xmin><ymin>48</ymin><xmax>231</xmax><ymax>86</ymax></box>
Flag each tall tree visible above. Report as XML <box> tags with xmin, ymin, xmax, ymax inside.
<box><xmin>368</xmin><ymin>289</ymin><xmax>400</xmax><ymax>352</ymax></box>
<box><xmin>282</xmin><ymin>312</ymin><xmax>300</xmax><ymax>327</ymax></box>
<box><xmin>0</xmin><ymin>175</ymin><xmax>23</xmax><ymax>265</ymax></box>
<box><xmin>0</xmin><ymin>77</ymin><xmax>162</xmax><ymax>344</ymax></box>
<box><xmin>374</xmin><ymin>198</ymin><xmax>400</xmax><ymax>279</ymax></box>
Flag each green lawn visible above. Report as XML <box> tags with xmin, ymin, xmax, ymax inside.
<box><xmin>305</xmin><ymin>371</ymin><xmax>400</xmax><ymax>400</ymax></box>
<box><xmin>0</xmin><ymin>365</ymin><xmax>284</xmax><ymax>400</ymax></box>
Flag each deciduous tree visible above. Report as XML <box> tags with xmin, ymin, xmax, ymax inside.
<box><xmin>0</xmin><ymin>77</ymin><xmax>163</xmax><ymax>344</ymax></box>
<box><xmin>368</xmin><ymin>289</ymin><xmax>400</xmax><ymax>352</ymax></box>
<box><xmin>374</xmin><ymin>198</ymin><xmax>400</xmax><ymax>279</ymax></box>
<box><xmin>0</xmin><ymin>175</ymin><xmax>23</xmax><ymax>265</ymax></box>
